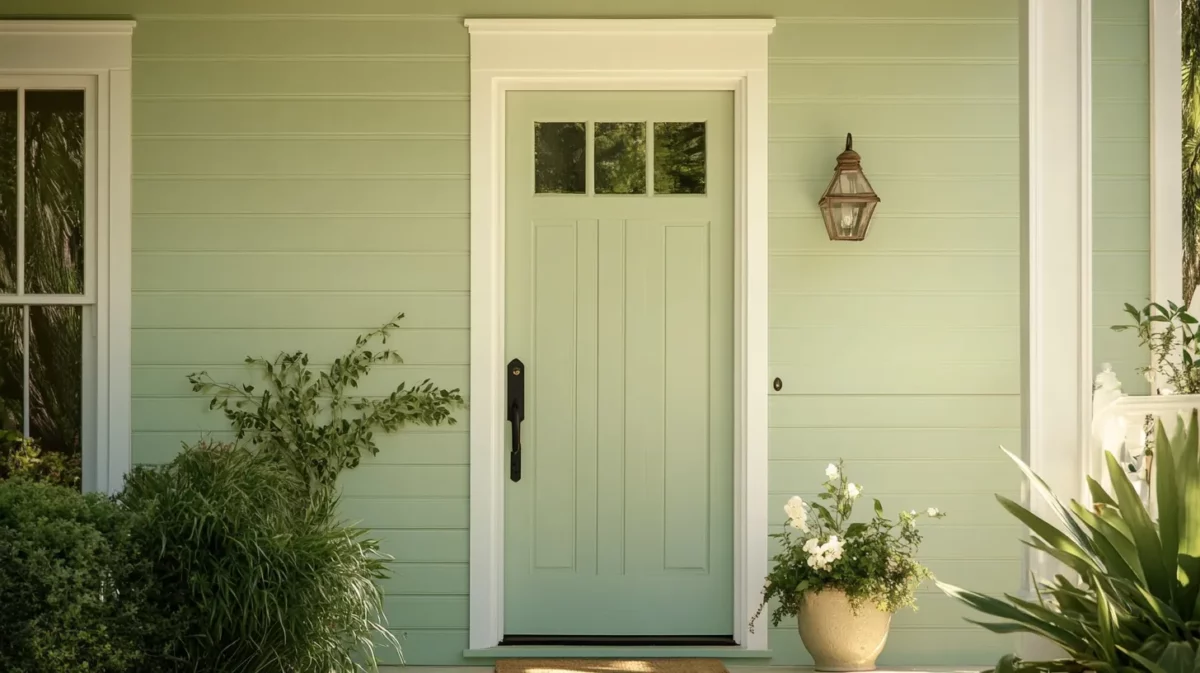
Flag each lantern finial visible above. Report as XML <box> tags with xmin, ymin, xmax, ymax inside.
<box><xmin>845</xmin><ymin>133</ymin><xmax>853</xmax><ymax>151</ymax></box>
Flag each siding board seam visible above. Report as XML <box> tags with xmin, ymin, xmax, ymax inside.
<box><xmin>135</xmin><ymin>14</ymin><xmax>465</xmax><ymax>21</ymax></box>
<box><xmin>774</xmin><ymin>18</ymin><xmax>1016</xmax><ymax>25</ymax></box>
<box><xmin>136</xmin><ymin>55</ymin><xmax>468</xmax><ymax>62</ymax></box>
<box><xmin>133</xmin><ymin>94</ymin><xmax>469</xmax><ymax>102</ymax></box>
<box><xmin>769</xmin><ymin>57</ymin><xmax>1017</xmax><ymax>65</ymax></box>
<box><xmin>135</xmin><ymin>173</ymin><xmax>469</xmax><ymax>180</ymax></box>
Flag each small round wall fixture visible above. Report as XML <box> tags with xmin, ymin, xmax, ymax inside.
<box><xmin>818</xmin><ymin>133</ymin><xmax>881</xmax><ymax>241</ymax></box>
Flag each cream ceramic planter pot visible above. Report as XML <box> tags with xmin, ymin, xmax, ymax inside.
<box><xmin>797</xmin><ymin>589</ymin><xmax>893</xmax><ymax>672</ymax></box>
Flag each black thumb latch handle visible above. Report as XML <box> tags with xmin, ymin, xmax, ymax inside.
<box><xmin>507</xmin><ymin>358</ymin><xmax>525</xmax><ymax>482</ymax></box>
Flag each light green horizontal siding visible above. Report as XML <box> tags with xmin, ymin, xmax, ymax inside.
<box><xmin>8</xmin><ymin>0</ymin><xmax>1026</xmax><ymax>665</ymax></box>
<box><xmin>1093</xmin><ymin>0</ymin><xmax>1151</xmax><ymax>392</ymax></box>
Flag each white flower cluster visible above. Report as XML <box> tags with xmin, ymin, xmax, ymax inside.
<box><xmin>784</xmin><ymin>495</ymin><xmax>808</xmax><ymax>532</ymax></box>
<box><xmin>802</xmin><ymin>535</ymin><xmax>844</xmax><ymax>571</ymax></box>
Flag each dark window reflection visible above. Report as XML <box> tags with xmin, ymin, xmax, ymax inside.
<box><xmin>535</xmin><ymin>122</ymin><xmax>586</xmax><ymax>194</ymax></box>
<box><xmin>595</xmin><ymin>122</ymin><xmax>646</xmax><ymax>195</ymax></box>
<box><xmin>654</xmin><ymin>122</ymin><xmax>706</xmax><ymax>195</ymax></box>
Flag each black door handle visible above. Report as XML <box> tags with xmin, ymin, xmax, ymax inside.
<box><xmin>507</xmin><ymin>358</ymin><xmax>525</xmax><ymax>482</ymax></box>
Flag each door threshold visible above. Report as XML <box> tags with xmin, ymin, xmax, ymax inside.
<box><xmin>501</xmin><ymin>635</ymin><xmax>736</xmax><ymax>647</ymax></box>
<box><xmin>463</xmin><ymin>645</ymin><xmax>772</xmax><ymax>660</ymax></box>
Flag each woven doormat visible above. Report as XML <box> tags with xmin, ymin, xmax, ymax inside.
<box><xmin>495</xmin><ymin>659</ymin><xmax>728</xmax><ymax>673</ymax></box>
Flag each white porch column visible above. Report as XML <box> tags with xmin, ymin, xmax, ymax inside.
<box><xmin>1019</xmin><ymin>0</ymin><xmax>1091</xmax><ymax>593</ymax></box>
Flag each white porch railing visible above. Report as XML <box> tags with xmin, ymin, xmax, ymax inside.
<box><xmin>1090</xmin><ymin>363</ymin><xmax>1200</xmax><ymax>516</ymax></box>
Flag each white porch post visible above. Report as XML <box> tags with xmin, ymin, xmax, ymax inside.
<box><xmin>1018</xmin><ymin>1</ymin><xmax>1091</xmax><ymax>659</ymax></box>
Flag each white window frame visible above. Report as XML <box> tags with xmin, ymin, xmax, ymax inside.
<box><xmin>0</xmin><ymin>21</ymin><xmax>134</xmax><ymax>494</ymax></box>
<box><xmin>1149</xmin><ymin>0</ymin><xmax>1183</xmax><ymax>315</ymax></box>
<box><xmin>465</xmin><ymin>18</ymin><xmax>774</xmax><ymax>653</ymax></box>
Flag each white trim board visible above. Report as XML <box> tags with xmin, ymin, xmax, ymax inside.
<box><xmin>465</xmin><ymin>18</ymin><xmax>774</xmax><ymax>653</ymax></box>
<box><xmin>1018</xmin><ymin>0</ymin><xmax>1093</xmax><ymax>658</ymax></box>
<box><xmin>0</xmin><ymin>21</ymin><xmax>134</xmax><ymax>495</ymax></box>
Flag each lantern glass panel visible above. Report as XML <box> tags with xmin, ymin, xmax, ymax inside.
<box><xmin>835</xmin><ymin>202</ymin><xmax>864</xmax><ymax>238</ymax></box>
<box><xmin>831</xmin><ymin>168</ymin><xmax>873</xmax><ymax>196</ymax></box>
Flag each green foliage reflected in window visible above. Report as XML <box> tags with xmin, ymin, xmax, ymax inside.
<box><xmin>595</xmin><ymin>122</ymin><xmax>646</xmax><ymax>195</ymax></box>
<box><xmin>1184</xmin><ymin>1</ymin><xmax>1200</xmax><ymax>305</ymax></box>
<box><xmin>0</xmin><ymin>91</ymin><xmax>14</xmax><ymax>295</ymax></box>
<box><xmin>534</xmin><ymin>122</ymin><xmax>586</xmax><ymax>194</ymax></box>
<box><xmin>25</xmin><ymin>91</ymin><xmax>85</xmax><ymax>295</ymax></box>
<box><xmin>654</xmin><ymin>122</ymin><xmax>706</xmax><ymax>195</ymax></box>
<box><xmin>0</xmin><ymin>306</ymin><xmax>19</xmax><ymax>435</ymax></box>
<box><xmin>0</xmin><ymin>90</ymin><xmax>86</xmax><ymax>485</ymax></box>
<box><xmin>28</xmin><ymin>305</ymin><xmax>83</xmax><ymax>461</ymax></box>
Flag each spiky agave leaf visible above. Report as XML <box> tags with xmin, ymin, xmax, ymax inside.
<box><xmin>940</xmin><ymin>420</ymin><xmax>1200</xmax><ymax>671</ymax></box>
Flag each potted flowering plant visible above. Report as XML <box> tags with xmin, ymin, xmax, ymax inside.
<box><xmin>753</xmin><ymin>461</ymin><xmax>945</xmax><ymax>671</ymax></box>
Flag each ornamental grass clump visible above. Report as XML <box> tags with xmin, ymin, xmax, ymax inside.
<box><xmin>753</xmin><ymin>461</ymin><xmax>945</xmax><ymax>628</ymax></box>
<box><xmin>120</xmin><ymin>442</ymin><xmax>397</xmax><ymax>673</ymax></box>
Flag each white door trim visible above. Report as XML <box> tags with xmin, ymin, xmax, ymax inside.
<box><xmin>466</xmin><ymin>18</ymin><xmax>775</xmax><ymax>652</ymax></box>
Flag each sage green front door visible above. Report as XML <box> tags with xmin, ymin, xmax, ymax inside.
<box><xmin>504</xmin><ymin>91</ymin><xmax>734</xmax><ymax>638</ymax></box>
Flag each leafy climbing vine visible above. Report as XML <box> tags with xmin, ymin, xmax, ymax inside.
<box><xmin>188</xmin><ymin>313</ymin><xmax>464</xmax><ymax>494</ymax></box>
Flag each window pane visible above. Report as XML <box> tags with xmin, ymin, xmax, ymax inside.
<box><xmin>654</xmin><ymin>122</ymin><xmax>707</xmax><ymax>195</ymax></box>
<box><xmin>0</xmin><ymin>306</ymin><xmax>22</xmax><ymax>433</ymax></box>
<box><xmin>595</xmin><ymin>122</ymin><xmax>646</xmax><ymax>195</ymax></box>
<box><xmin>25</xmin><ymin>90</ymin><xmax>85</xmax><ymax>295</ymax></box>
<box><xmin>0</xmin><ymin>91</ymin><xmax>15</xmax><ymax>294</ymax></box>
<box><xmin>534</xmin><ymin>122</ymin><xmax>585</xmax><ymax>194</ymax></box>
<box><xmin>28</xmin><ymin>305</ymin><xmax>82</xmax><ymax>472</ymax></box>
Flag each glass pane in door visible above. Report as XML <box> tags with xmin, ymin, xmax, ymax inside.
<box><xmin>595</xmin><ymin>122</ymin><xmax>646</xmax><ymax>194</ymax></box>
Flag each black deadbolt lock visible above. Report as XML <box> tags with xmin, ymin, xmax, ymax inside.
<box><xmin>773</xmin><ymin>377</ymin><xmax>783</xmax><ymax>392</ymax></box>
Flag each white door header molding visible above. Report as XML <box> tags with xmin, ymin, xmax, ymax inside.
<box><xmin>466</xmin><ymin>17</ymin><xmax>774</xmax><ymax>653</ymax></box>
<box><xmin>465</xmin><ymin>19</ymin><xmax>775</xmax><ymax>74</ymax></box>
<box><xmin>0</xmin><ymin>21</ymin><xmax>135</xmax><ymax>71</ymax></box>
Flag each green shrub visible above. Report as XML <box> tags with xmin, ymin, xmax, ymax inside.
<box><xmin>0</xmin><ymin>479</ymin><xmax>157</xmax><ymax>673</ymax></box>
<box><xmin>120</xmin><ymin>442</ymin><xmax>397</xmax><ymax>673</ymax></box>
<box><xmin>0</xmin><ymin>430</ymin><xmax>81</xmax><ymax>488</ymax></box>
<box><xmin>940</xmin><ymin>417</ymin><xmax>1200</xmax><ymax>673</ymax></box>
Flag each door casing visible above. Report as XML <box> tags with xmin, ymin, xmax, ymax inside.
<box><xmin>465</xmin><ymin>18</ymin><xmax>776</xmax><ymax>652</ymax></box>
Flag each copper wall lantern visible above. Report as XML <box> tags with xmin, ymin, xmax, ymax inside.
<box><xmin>818</xmin><ymin>133</ymin><xmax>880</xmax><ymax>241</ymax></box>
